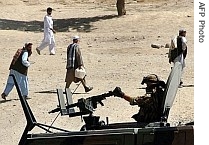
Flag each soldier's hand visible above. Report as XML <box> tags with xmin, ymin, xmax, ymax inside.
<box><xmin>112</xmin><ymin>87</ymin><xmax>124</xmax><ymax>98</ymax></box>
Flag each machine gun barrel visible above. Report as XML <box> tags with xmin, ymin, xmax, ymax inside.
<box><xmin>67</xmin><ymin>91</ymin><xmax>114</xmax><ymax>110</ymax></box>
<box><xmin>89</xmin><ymin>91</ymin><xmax>114</xmax><ymax>108</ymax></box>
<box><xmin>49</xmin><ymin>91</ymin><xmax>114</xmax><ymax>115</ymax></box>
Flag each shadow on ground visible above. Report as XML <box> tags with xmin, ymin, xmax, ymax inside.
<box><xmin>35</xmin><ymin>90</ymin><xmax>57</xmax><ymax>94</ymax></box>
<box><xmin>0</xmin><ymin>97</ymin><xmax>31</xmax><ymax>104</ymax></box>
<box><xmin>0</xmin><ymin>14</ymin><xmax>118</xmax><ymax>32</ymax></box>
<box><xmin>35</xmin><ymin>90</ymin><xmax>87</xmax><ymax>95</ymax></box>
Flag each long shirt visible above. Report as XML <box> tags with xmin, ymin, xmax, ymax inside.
<box><xmin>66</xmin><ymin>43</ymin><xmax>83</xmax><ymax>69</ymax></box>
<box><xmin>173</xmin><ymin>36</ymin><xmax>187</xmax><ymax>68</ymax></box>
<box><xmin>9</xmin><ymin>50</ymin><xmax>30</xmax><ymax>75</ymax></box>
<box><xmin>43</xmin><ymin>14</ymin><xmax>55</xmax><ymax>44</ymax></box>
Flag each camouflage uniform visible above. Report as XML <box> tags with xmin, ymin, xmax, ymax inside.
<box><xmin>131</xmin><ymin>74</ymin><xmax>165</xmax><ymax>123</ymax></box>
<box><xmin>131</xmin><ymin>88</ymin><xmax>164</xmax><ymax>123</ymax></box>
<box><xmin>112</xmin><ymin>74</ymin><xmax>165</xmax><ymax>123</ymax></box>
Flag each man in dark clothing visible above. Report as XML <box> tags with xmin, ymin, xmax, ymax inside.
<box><xmin>112</xmin><ymin>74</ymin><xmax>166</xmax><ymax>123</ymax></box>
<box><xmin>1</xmin><ymin>43</ymin><xmax>33</xmax><ymax>100</ymax></box>
<box><xmin>65</xmin><ymin>36</ymin><xmax>93</xmax><ymax>93</ymax></box>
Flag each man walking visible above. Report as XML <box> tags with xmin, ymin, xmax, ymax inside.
<box><xmin>1</xmin><ymin>43</ymin><xmax>33</xmax><ymax>100</ymax></box>
<box><xmin>168</xmin><ymin>29</ymin><xmax>187</xmax><ymax>86</ymax></box>
<box><xmin>65</xmin><ymin>36</ymin><xmax>93</xmax><ymax>93</ymax></box>
<box><xmin>36</xmin><ymin>7</ymin><xmax>56</xmax><ymax>55</ymax></box>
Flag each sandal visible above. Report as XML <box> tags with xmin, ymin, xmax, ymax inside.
<box><xmin>1</xmin><ymin>93</ymin><xmax>7</xmax><ymax>100</ymax></box>
<box><xmin>84</xmin><ymin>86</ymin><xmax>93</xmax><ymax>93</ymax></box>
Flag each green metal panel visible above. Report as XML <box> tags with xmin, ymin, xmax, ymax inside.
<box><xmin>26</xmin><ymin>128</ymin><xmax>138</xmax><ymax>145</ymax></box>
<box><xmin>136</xmin><ymin>126</ymin><xmax>194</xmax><ymax>145</ymax></box>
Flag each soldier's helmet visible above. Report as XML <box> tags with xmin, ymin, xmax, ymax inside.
<box><xmin>141</xmin><ymin>74</ymin><xmax>166</xmax><ymax>89</ymax></box>
<box><xmin>141</xmin><ymin>74</ymin><xmax>159</xmax><ymax>85</ymax></box>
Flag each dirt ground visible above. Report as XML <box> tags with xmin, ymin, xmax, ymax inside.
<box><xmin>0</xmin><ymin>0</ymin><xmax>194</xmax><ymax>144</ymax></box>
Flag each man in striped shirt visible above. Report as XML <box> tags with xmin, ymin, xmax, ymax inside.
<box><xmin>65</xmin><ymin>36</ymin><xmax>93</xmax><ymax>93</ymax></box>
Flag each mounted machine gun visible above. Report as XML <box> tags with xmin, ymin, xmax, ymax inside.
<box><xmin>49</xmin><ymin>89</ymin><xmax>114</xmax><ymax>130</ymax></box>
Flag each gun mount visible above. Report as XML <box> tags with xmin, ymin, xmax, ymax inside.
<box><xmin>49</xmin><ymin>89</ymin><xmax>114</xmax><ymax>130</ymax></box>
<box><xmin>49</xmin><ymin>90</ymin><xmax>114</xmax><ymax>116</ymax></box>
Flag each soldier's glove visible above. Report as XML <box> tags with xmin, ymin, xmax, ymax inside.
<box><xmin>112</xmin><ymin>87</ymin><xmax>124</xmax><ymax>98</ymax></box>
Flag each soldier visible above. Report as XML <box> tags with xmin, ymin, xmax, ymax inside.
<box><xmin>112</xmin><ymin>74</ymin><xmax>166</xmax><ymax>123</ymax></box>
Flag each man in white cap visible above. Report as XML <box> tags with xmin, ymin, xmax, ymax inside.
<box><xmin>65</xmin><ymin>35</ymin><xmax>93</xmax><ymax>93</ymax></box>
<box><xmin>168</xmin><ymin>29</ymin><xmax>187</xmax><ymax>86</ymax></box>
<box><xmin>36</xmin><ymin>7</ymin><xmax>56</xmax><ymax>55</ymax></box>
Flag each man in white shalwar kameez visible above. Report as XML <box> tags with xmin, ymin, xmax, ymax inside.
<box><xmin>1</xmin><ymin>43</ymin><xmax>33</xmax><ymax>100</ymax></box>
<box><xmin>168</xmin><ymin>29</ymin><xmax>187</xmax><ymax>86</ymax></box>
<box><xmin>36</xmin><ymin>7</ymin><xmax>56</xmax><ymax>55</ymax></box>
